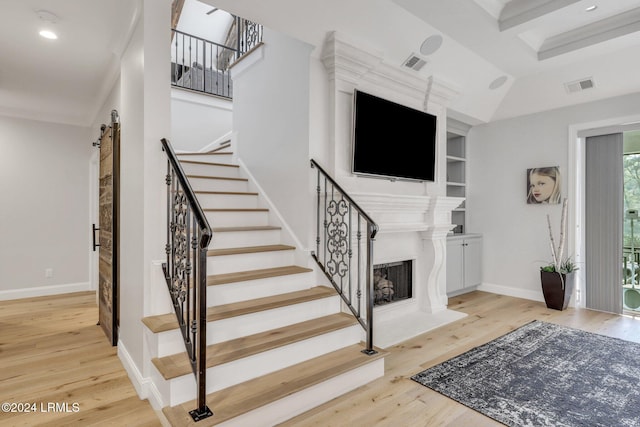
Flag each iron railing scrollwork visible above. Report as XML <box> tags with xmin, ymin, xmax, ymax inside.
<box><xmin>171</xmin><ymin>16</ymin><xmax>262</xmax><ymax>99</ymax></box>
<box><xmin>235</xmin><ymin>17</ymin><xmax>263</xmax><ymax>56</ymax></box>
<box><xmin>310</xmin><ymin>160</ymin><xmax>378</xmax><ymax>355</ymax></box>
<box><xmin>161</xmin><ymin>138</ymin><xmax>213</xmax><ymax>422</ymax></box>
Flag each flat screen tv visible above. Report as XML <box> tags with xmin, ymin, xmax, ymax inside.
<box><xmin>352</xmin><ymin>90</ymin><xmax>437</xmax><ymax>182</ymax></box>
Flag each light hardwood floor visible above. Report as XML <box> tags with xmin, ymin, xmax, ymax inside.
<box><xmin>0</xmin><ymin>291</ymin><xmax>161</xmax><ymax>426</ymax></box>
<box><xmin>2</xmin><ymin>291</ymin><xmax>638</xmax><ymax>427</ymax></box>
<box><xmin>280</xmin><ymin>291</ymin><xmax>640</xmax><ymax>427</ymax></box>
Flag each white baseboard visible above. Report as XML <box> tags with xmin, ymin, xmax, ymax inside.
<box><xmin>0</xmin><ymin>282</ymin><xmax>91</xmax><ymax>301</ymax></box>
<box><xmin>477</xmin><ymin>282</ymin><xmax>544</xmax><ymax>302</ymax></box>
<box><xmin>117</xmin><ymin>340</ymin><xmax>165</xmax><ymax>410</ymax></box>
<box><xmin>117</xmin><ymin>341</ymin><xmax>150</xmax><ymax>398</ymax></box>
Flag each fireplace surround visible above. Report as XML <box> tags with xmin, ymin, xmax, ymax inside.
<box><xmin>374</xmin><ymin>260</ymin><xmax>413</xmax><ymax>306</ymax></box>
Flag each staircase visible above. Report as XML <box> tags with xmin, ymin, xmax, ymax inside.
<box><xmin>143</xmin><ymin>143</ymin><xmax>386</xmax><ymax>426</ymax></box>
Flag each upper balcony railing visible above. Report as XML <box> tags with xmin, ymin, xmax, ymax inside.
<box><xmin>171</xmin><ymin>16</ymin><xmax>263</xmax><ymax>99</ymax></box>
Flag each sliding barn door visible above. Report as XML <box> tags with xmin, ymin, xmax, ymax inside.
<box><xmin>585</xmin><ymin>133</ymin><xmax>623</xmax><ymax>314</ymax></box>
<box><xmin>98</xmin><ymin>113</ymin><xmax>120</xmax><ymax>345</ymax></box>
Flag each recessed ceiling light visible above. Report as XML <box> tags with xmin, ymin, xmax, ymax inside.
<box><xmin>39</xmin><ymin>30</ymin><xmax>58</xmax><ymax>40</ymax></box>
<box><xmin>489</xmin><ymin>75</ymin><xmax>508</xmax><ymax>90</ymax></box>
<box><xmin>585</xmin><ymin>5</ymin><xmax>598</xmax><ymax>12</ymax></box>
<box><xmin>420</xmin><ymin>35</ymin><xmax>443</xmax><ymax>56</ymax></box>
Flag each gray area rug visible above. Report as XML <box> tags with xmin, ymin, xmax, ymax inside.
<box><xmin>411</xmin><ymin>320</ymin><xmax>640</xmax><ymax>427</ymax></box>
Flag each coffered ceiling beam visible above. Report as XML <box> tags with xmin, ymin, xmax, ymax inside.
<box><xmin>538</xmin><ymin>7</ymin><xmax>640</xmax><ymax>60</ymax></box>
<box><xmin>499</xmin><ymin>0</ymin><xmax>581</xmax><ymax>31</ymax></box>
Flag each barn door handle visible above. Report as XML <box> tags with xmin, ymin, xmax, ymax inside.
<box><xmin>92</xmin><ymin>224</ymin><xmax>101</xmax><ymax>251</ymax></box>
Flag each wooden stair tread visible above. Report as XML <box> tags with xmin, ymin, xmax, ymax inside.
<box><xmin>212</xmin><ymin>226</ymin><xmax>281</xmax><ymax>232</ymax></box>
<box><xmin>187</xmin><ymin>175</ymin><xmax>247</xmax><ymax>182</ymax></box>
<box><xmin>207</xmin><ymin>265</ymin><xmax>312</xmax><ymax>286</ymax></box>
<box><xmin>152</xmin><ymin>313</ymin><xmax>357</xmax><ymax>380</ymax></box>
<box><xmin>207</xmin><ymin>286</ymin><xmax>336</xmax><ymax>321</ymax></box>
<box><xmin>209</xmin><ymin>143</ymin><xmax>231</xmax><ymax>153</ymax></box>
<box><xmin>177</xmin><ymin>152</ymin><xmax>233</xmax><ymax>156</ymax></box>
<box><xmin>180</xmin><ymin>160</ymin><xmax>239</xmax><ymax>168</ymax></box>
<box><xmin>162</xmin><ymin>343</ymin><xmax>387</xmax><ymax>426</ymax></box>
<box><xmin>195</xmin><ymin>191</ymin><xmax>258</xmax><ymax>196</ymax></box>
<box><xmin>207</xmin><ymin>244</ymin><xmax>294</xmax><ymax>257</ymax></box>
<box><xmin>203</xmin><ymin>208</ymin><xmax>268</xmax><ymax>212</ymax></box>
<box><xmin>142</xmin><ymin>285</ymin><xmax>331</xmax><ymax>333</ymax></box>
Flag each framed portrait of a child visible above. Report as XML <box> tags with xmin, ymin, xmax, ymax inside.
<box><xmin>527</xmin><ymin>166</ymin><xmax>560</xmax><ymax>204</ymax></box>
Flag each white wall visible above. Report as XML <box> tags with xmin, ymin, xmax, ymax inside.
<box><xmin>176</xmin><ymin>0</ymin><xmax>233</xmax><ymax>45</ymax></box>
<box><xmin>232</xmin><ymin>28</ymin><xmax>314</xmax><ymax>246</ymax></box>
<box><xmin>0</xmin><ymin>115</ymin><xmax>92</xmax><ymax>298</ymax></box>
<box><xmin>171</xmin><ymin>88</ymin><xmax>232</xmax><ymax>151</ymax></box>
<box><xmin>468</xmin><ymin>91</ymin><xmax>640</xmax><ymax>300</ymax></box>
<box><xmin>118</xmin><ymin>0</ymin><xmax>171</xmax><ymax>395</ymax></box>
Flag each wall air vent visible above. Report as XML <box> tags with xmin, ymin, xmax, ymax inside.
<box><xmin>564</xmin><ymin>77</ymin><xmax>595</xmax><ymax>94</ymax></box>
<box><xmin>403</xmin><ymin>54</ymin><xmax>427</xmax><ymax>71</ymax></box>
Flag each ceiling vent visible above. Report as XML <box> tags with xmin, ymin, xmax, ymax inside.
<box><xmin>564</xmin><ymin>77</ymin><xmax>595</xmax><ymax>94</ymax></box>
<box><xmin>403</xmin><ymin>54</ymin><xmax>427</xmax><ymax>72</ymax></box>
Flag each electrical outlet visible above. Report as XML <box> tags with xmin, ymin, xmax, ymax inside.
<box><xmin>45</xmin><ymin>268</ymin><xmax>53</xmax><ymax>278</ymax></box>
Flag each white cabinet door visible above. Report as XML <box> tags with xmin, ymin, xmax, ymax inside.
<box><xmin>447</xmin><ymin>238</ymin><xmax>464</xmax><ymax>293</ymax></box>
<box><xmin>463</xmin><ymin>236</ymin><xmax>482</xmax><ymax>288</ymax></box>
<box><xmin>447</xmin><ymin>235</ymin><xmax>482</xmax><ymax>295</ymax></box>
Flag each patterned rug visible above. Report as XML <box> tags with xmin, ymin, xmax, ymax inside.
<box><xmin>411</xmin><ymin>320</ymin><xmax>640</xmax><ymax>427</ymax></box>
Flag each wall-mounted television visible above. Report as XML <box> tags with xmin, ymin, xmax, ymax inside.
<box><xmin>352</xmin><ymin>90</ymin><xmax>437</xmax><ymax>182</ymax></box>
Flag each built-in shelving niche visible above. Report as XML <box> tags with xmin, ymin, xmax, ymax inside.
<box><xmin>446</xmin><ymin>119</ymin><xmax>470</xmax><ymax>234</ymax></box>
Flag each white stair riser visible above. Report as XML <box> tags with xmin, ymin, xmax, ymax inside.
<box><xmin>207</xmin><ymin>272</ymin><xmax>316</xmax><ymax>306</ymax></box>
<box><xmin>218</xmin><ymin>359</ymin><xmax>385</xmax><ymax>427</ymax></box>
<box><xmin>148</xmin><ymin>296</ymin><xmax>341</xmax><ymax>357</ymax></box>
<box><xmin>208</xmin><ymin>297</ymin><xmax>341</xmax><ymax>344</ymax></box>
<box><xmin>165</xmin><ymin>325</ymin><xmax>362</xmax><ymax>406</ymax></box>
<box><xmin>177</xmin><ymin>153</ymin><xmax>233</xmax><ymax>164</ymax></box>
<box><xmin>195</xmin><ymin>193</ymin><xmax>259</xmax><ymax>209</ymax></box>
<box><xmin>188</xmin><ymin>178</ymin><xmax>248</xmax><ymax>193</ymax></box>
<box><xmin>209</xmin><ymin>229</ymin><xmax>282</xmax><ymax>250</ymax></box>
<box><xmin>144</xmin><ymin>326</ymin><xmax>182</xmax><ymax>359</ymax></box>
<box><xmin>180</xmin><ymin>163</ymin><xmax>240</xmax><ymax>178</ymax></box>
<box><xmin>207</xmin><ymin>250</ymin><xmax>295</xmax><ymax>274</ymax></box>
<box><xmin>205</xmin><ymin>210</ymin><xmax>269</xmax><ymax>227</ymax></box>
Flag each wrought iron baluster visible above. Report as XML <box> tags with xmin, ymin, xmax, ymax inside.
<box><xmin>165</xmin><ymin>162</ymin><xmax>171</xmax><ymax>281</ymax></box>
<box><xmin>185</xmin><ymin>205</ymin><xmax>193</xmax><ymax>351</ymax></box>
<box><xmin>348</xmin><ymin>204</ymin><xmax>352</xmax><ymax>305</ymax></box>
<box><xmin>174</xmin><ymin>34</ymin><xmax>178</xmax><ymax>84</ymax></box>
<box><xmin>188</xmin><ymin>36</ymin><xmax>193</xmax><ymax>90</ymax></box>
<box><xmin>323</xmin><ymin>176</ymin><xmax>328</xmax><ymax>268</ymax></box>
<box><xmin>363</xmin><ymin>223</ymin><xmax>376</xmax><ymax>355</ymax></box>
<box><xmin>181</xmin><ymin>34</ymin><xmax>185</xmax><ymax>87</ymax></box>
<box><xmin>356</xmin><ymin>215</ymin><xmax>362</xmax><ymax>314</ymax></box>
<box><xmin>315</xmin><ymin>167</ymin><xmax>320</xmax><ymax>258</ymax></box>
<box><xmin>309</xmin><ymin>159</ymin><xmax>377</xmax><ymax>356</ymax></box>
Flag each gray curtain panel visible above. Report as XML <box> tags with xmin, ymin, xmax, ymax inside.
<box><xmin>585</xmin><ymin>133</ymin><xmax>623</xmax><ymax>314</ymax></box>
